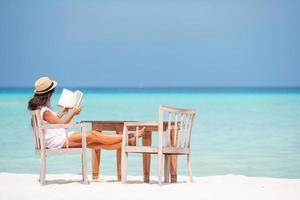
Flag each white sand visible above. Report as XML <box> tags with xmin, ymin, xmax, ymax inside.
<box><xmin>1</xmin><ymin>173</ymin><xmax>300</xmax><ymax>200</ymax></box>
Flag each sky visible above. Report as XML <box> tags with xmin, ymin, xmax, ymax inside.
<box><xmin>0</xmin><ymin>0</ymin><xmax>299</xmax><ymax>87</ymax></box>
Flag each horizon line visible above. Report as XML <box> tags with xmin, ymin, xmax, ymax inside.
<box><xmin>1</xmin><ymin>86</ymin><xmax>300</xmax><ymax>94</ymax></box>
<box><xmin>1</xmin><ymin>86</ymin><xmax>300</xmax><ymax>89</ymax></box>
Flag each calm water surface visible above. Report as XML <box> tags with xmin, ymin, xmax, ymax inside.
<box><xmin>0</xmin><ymin>88</ymin><xmax>299</xmax><ymax>178</ymax></box>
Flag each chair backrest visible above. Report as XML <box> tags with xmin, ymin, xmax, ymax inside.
<box><xmin>159</xmin><ymin>105</ymin><xmax>196</xmax><ymax>149</ymax></box>
<box><xmin>31</xmin><ymin>109</ymin><xmax>43</xmax><ymax>150</ymax></box>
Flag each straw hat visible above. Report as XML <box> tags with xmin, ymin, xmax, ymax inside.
<box><xmin>34</xmin><ymin>77</ymin><xmax>57</xmax><ymax>94</ymax></box>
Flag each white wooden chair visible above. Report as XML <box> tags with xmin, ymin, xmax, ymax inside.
<box><xmin>121</xmin><ymin>105</ymin><xmax>196</xmax><ymax>185</ymax></box>
<box><xmin>31</xmin><ymin>109</ymin><xmax>88</xmax><ymax>185</ymax></box>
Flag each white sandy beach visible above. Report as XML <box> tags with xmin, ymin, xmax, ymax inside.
<box><xmin>1</xmin><ymin>173</ymin><xmax>300</xmax><ymax>200</ymax></box>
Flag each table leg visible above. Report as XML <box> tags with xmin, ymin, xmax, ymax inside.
<box><xmin>116</xmin><ymin>131</ymin><xmax>122</xmax><ymax>181</ymax></box>
<box><xmin>116</xmin><ymin>149</ymin><xmax>122</xmax><ymax>181</ymax></box>
<box><xmin>170</xmin><ymin>130</ymin><xmax>178</xmax><ymax>183</ymax></box>
<box><xmin>143</xmin><ymin>131</ymin><xmax>152</xmax><ymax>183</ymax></box>
<box><xmin>92</xmin><ymin>149</ymin><xmax>101</xmax><ymax>180</ymax></box>
<box><xmin>170</xmin><ymin>155</ymin><xmax>178</xmax><ymax>183</ymax></box>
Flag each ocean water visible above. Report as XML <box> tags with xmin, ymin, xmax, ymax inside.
<box><xmin>0</xmin><ymin>88</ymin><xmax>300</xmax><ymax>179</ymax></box>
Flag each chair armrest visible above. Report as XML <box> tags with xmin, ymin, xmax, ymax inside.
<box><xmin>41</xmin><ymin>123</ymin><xmax>84</xmax><ymax>130</ymax></box>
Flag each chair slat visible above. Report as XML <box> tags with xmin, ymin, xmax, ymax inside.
<box><xmin>167</xmin><ymin>113</ymin><xmax>171</xmax><ymax>146</ymax></box>
<box><xmin>178</xmin><ymin>114</ymin><xmax>184</xmax><ymax>148</ymax></box>
<box><xmin>32</xmin><ymin>114</ymin><xmax>40</xmax><ymax>150</ymax></box>
<box><xmin>184</xmin><ymin>114</ymin><xmax>189</xmax><ymax>147</ymax></box>
<box><xmin>187</xmin><ymin>114</ymin><xmax>195</xmax><ymax>148</ymax></box>
<box><xmin>174</xmin><ymin>114</ymin><xmax>178</xmax><ymax>147</ymax></box>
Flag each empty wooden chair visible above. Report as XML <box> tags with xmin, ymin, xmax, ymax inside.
<box><xmin>31</xmin><ymin>109</ymin><xmax>88</xmax><ymax>185</ymax></box>
<box><xmin>160</xmin><ymin>105</ymin><xmax>196</xmax><ymax>183</ymax></box>
<box><xmin>121</xmin><ymin>105</ymin><xmax>196</xmax><ymax>185</ymax></box>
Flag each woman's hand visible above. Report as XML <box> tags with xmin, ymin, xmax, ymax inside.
<box><xmin>57</xmin><ymin>107</ymin><xmax>69</xmax><ymax>118</ymax></box>
<box><xmin>62</xmin><ymin>107</ymin><xmax>69</xmax><ymax>114</ymax></box>
<box><xmin>72</xmin><ymin>107</ymin><xmax>81</xmax><ymax>115</ymax></box>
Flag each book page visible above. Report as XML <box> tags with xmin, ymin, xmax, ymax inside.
<box><xmin>74</xmin><ymin>90</ymin><xmax>83</xmax><ymax>107</ymax></box>
<box><xmin>57</xmin><ymin>88</ymin><xmax>76</xmax><ymax>108</ymax></box>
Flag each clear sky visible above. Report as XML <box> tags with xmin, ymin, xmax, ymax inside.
<box><xmin>0</xmin><ymin>0</ymin><xmax>299</xmax><ymax>87</ymax></box>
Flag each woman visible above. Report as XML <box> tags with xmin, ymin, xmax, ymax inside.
<box><xmin>28</xmin><ymin>77</ymin><xmax>139</xmax><ymax>150</ymax></box>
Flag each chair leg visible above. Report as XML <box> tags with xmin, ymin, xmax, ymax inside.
<box><xmin>187</xmin><ymin>154</ymin><xmax>193</xmax><ymax>182</ymax></box>
<box><xmin>40</xmin><ymin>155</ymin><xmax>46</xmax><ymax>185</ymax></box>
<box><xmin>121</xmin><ymin>151</ymin><xmax>128</xmax><ymax>183</ymax></box>
<box><xmin>164</xmin><ymin>155</ymin><xmax>170</xmax><ymax>183</ymax></box>
<box><xmin>158</xmin><ymin>152</ymin><xmax>163</xmax><ymax>185</ymax></box>
<box><xmin>82</xmin><ymin>151</ymin><xmax>88</xmax><ymax>184</ymax></box>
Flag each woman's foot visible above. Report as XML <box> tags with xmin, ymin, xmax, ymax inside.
<box><xmin>128</xmin><ymin>127</ymin><xmax>146</xmax><ymax>146</ymax></box>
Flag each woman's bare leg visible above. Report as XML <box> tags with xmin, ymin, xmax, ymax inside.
<box><xmin>88</xmin><ymin>142</ymin><xmax>122</xmax><ymax>150</ymax></box>
<box><xmin>67</xmin><ymin>130</ymin><xmax>123</xmax><ymax>145</ymax></box>
<box><xmin>64</xmin><ymin>128</ymin><xmax>145</xmax><ymax>148</ymax></box>
<box><xmin>63</xmin><ymin>140</ymin><xmax>122</xmax><ymax>149</ymax></box>
<box><xmin>64</xmin><ymin>140</ymin><xmax>82</xmax><ymax>148</ymax></box>
<box><xmin>88</xmin><ymin>133</ymin><xmax>140</xmax><ymax>149</ymax></box>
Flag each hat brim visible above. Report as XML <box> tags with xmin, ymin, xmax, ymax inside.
<box><xmin>34</xmin><ymin>80</ymin><xmax>57</xmax><ymax>94</ymax></box>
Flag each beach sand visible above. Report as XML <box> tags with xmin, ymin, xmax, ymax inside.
<box><xmin>1</xmin><ymin>173</ymin><xmax>300</xmax><ymax>200</ymax></box>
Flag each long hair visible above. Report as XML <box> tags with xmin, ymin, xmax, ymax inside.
<box><xmin>27</xmin><ymin>89</ymin><xmax>55</xmax><ymax>111</ymax></box>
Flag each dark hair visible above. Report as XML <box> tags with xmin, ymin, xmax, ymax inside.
<box><xmin>28</xmin><ymin>89</ymin><xmax>55</xmax><ymax>111</ymax></box>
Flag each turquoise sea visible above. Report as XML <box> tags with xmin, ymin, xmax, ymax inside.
<box><xmin>0</xmin><ymin>88</ymin><xmax>299</xmax><ymax>179</ymax></box>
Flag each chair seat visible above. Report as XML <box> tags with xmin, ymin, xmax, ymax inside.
<box><xmin>125</xmin><ymin>146</ymin><xmax>158</xmax><ymax>154</ymax></box>
<box><xmin>124</xmin><ymin>146</ymin><xmax>190</xmax><ymax>155</ymax></box>
<box><xmin>35</xmin><ymin>148</ymin><xmax>83</xmax><ymax>156</ymax></box>
<box><xmin>163</xmin><ymin>147</ymin><xmax>190</xmax><ymax>155</ymax></box>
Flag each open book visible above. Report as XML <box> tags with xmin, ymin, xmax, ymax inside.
<box><xmin>57</xmin><ymin>88</ymin><xmax>83</xmax><ymax>108</ymax></box>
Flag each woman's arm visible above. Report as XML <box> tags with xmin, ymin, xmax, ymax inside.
<box><xmin>43</xmin><ymin>107</ymin><xmax>81</xmax><ymax>124</ymax></box>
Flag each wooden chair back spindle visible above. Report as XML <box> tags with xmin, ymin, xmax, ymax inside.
<box><xmin>31</xmin><ymin>110</ymin><xmax>43</xmax><ymax>150</ymax></box>
<box><xmin>159</xmin><ymin>106</ymin><xmax>196</xmax><ymax>149</ymax></box>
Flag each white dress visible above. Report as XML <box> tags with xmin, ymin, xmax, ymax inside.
<box><xmin>40</xmin><ymin>106</ymin><xmax>69</xmax><ymax>149</ymax></box>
